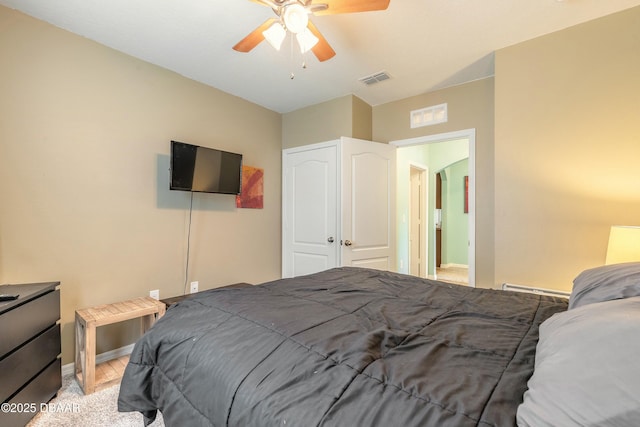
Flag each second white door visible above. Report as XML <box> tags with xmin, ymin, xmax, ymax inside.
<box><xmin>341</xmin><ymin>138</ymin><xmax>396</xmax><ymax>271</ymax></box>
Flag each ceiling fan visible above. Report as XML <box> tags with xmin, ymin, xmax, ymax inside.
<box><xmin>233</xmin><ymin>0</ymin><xmax>390</xmax><ymax>62</ymax></box>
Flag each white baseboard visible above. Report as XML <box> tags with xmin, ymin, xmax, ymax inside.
<box><xmin>61</xmin><ymin>343</ymin><xmax>136</xmax><ymax>377</ymax></box>
<box><xmin>439</xmin><ymin>263</ymin><xmax>469</xmax><ymax>269</ymax></box>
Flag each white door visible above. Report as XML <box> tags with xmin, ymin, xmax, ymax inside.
<box><xmin>341</xmin><ymin>138</ymin><xmax>396</xmax><ymax>271</ymax></box>
<box><xmin>409</xmin><ymin>164</ymin><xmax>428</xmax><ymax>278</ymax></box>
<box><xmin>282</xmin><ymin>144</ymin><xmax>339</xmax><ymax>278</ymax></box>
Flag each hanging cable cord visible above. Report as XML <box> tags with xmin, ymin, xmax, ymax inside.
<box><xmin>183</xmin><ymin>191</ymin><xmax>194</xmax><ymax>295</ymax></box>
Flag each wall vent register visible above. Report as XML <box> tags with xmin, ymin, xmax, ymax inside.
<box><xmin>410</xmin><ymin>103</ymin><xmax>448</xmax><ymax>128</ymax></box>
<box><xmin>358</xmin><ymin>71</ymin><xmax>391</xmax><ymax>86</ymax></box>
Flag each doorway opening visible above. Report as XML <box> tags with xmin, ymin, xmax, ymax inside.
<box><xmin>391</xmin><ymin>129</ymin><xmax>475</xmax><ymax>287</ymax></box>
<box><xmin>434</xmin><ymin>160</ymin><xmax>470</xmax><ymax>286</ymax></box>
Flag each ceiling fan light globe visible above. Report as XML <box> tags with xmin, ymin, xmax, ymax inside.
<box><xmin>296</xmin><ymin>28</ymin><xmax>319</xmax><ymax>53</ymax></box>
<box><xmin>283</xmin><ymin>3</ymin><xmax>309</xmax><ymax>34</ymax></box>
<box><xmin>263</xmin><ymin>22</ymin><xmax>286</xmax><ymax>50</ymax></box>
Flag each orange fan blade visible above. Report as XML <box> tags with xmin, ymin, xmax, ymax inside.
<box><xmin>233</xmin><ymin>18</ymin><xmax>278</xmax><ymax>53</ymax></box>
<box><xmin>313</xmin><ymin>0</ymin><xmax>390</xmax><ymax>15</ymax></box>
<box><xmin>307</xmin><ymin>21</ymin><xmax>336</xmax><ymax>62</ymax></box>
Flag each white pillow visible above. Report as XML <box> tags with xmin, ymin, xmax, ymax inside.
<box><xmin>517</xmin><ymin>296</ymin><xmax>640</xmax><ymax>427</ymax></box>
<box><xmin>569</xmin><ymin>262</ymin><xmax>640</xmax><ymax>309</ymax></box>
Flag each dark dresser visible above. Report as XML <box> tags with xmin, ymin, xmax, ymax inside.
<box><xmin>0</xmin><ymin>282</ymin><xmax>61</xmax><ymax>427</ymax></box>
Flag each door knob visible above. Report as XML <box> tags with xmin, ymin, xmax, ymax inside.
<box><xmin>327</xmin><ymin>237</ymin><xmax>334</xmax><ymax>243</ymax></box>
<box><xmin>344</xmin><ymin>240</ymin><xmax>353</xmax><ymax>246</ymax></box>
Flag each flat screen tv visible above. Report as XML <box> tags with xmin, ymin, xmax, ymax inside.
<box><xmin>170</xmin><ymin>140</ymin><xmax>243</xmax><ymax>195</ymax></box>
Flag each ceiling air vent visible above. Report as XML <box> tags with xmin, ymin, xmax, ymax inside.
<box><xmin>358</xmin><ymin>71</ymin><xmax>391</xmax><ymax>86</ymax></box>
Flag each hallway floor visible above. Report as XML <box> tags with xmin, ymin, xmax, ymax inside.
<box><xmin>436</xmin><ymin>266</ymin><xmax>469</xmax><ymax>286</ymax></box>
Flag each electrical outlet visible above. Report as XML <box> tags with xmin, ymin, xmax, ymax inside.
<box><xmin>190</xmin><ymin>281</ymin><xmax>199</xmax><ymax>294</ymax></box>
<box><xmin>149</xmin><ymin>289</ymin><xmax>160</xmax><ymax>300</ymax></box>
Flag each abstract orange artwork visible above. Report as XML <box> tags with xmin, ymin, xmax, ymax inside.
<box><xmin>236</xmin><ymin>165</ymin><xmax>264</xmax><ymax>209</ymax></box>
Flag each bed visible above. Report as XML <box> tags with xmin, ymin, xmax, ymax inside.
<box><xmin>117</xmin><ymin>265</ymin><xmax>640</xmax><ymax>427</ymax></box>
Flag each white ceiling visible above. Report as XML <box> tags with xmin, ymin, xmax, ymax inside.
<box><xmin>2</xmin><ymin>0</ymin><xmax>640</xmax><ymax>113</ymax></box>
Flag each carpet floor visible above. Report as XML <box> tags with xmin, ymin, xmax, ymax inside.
<box><xmin>436</xmin><ymin>266</ymin><xmax>469</xmax><ymax>286</ymax></box>
<box><xmin>27</xmin><ymin>373</ymin><xmax>164</xmax><ymax>427</ymax></box>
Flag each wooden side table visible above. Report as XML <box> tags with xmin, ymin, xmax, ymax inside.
<box><xmin>74</xmin><ymin>296</ymin><xmax>165</xmax><ymax>394</ymax></box>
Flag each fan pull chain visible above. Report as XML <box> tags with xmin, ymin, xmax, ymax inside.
<box><xmin>287</xmin><ymin>31</ymin><xmax>311</xmax><ymax>79</ymax></box>
<box><xmin>300</xmin><ymin>35</ymin><xmax>308</xmax><ymax>70</ymax></box>
<box><xmin>290</xmin><ymin>32</ymin><xmax>295</xmax><ymax>79</ymax></box>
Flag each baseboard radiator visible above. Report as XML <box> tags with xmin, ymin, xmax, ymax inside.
<box><xmin>502</xmin><ymin>283</ymin><xmax>570</xmax><ymax>299</ymax></box>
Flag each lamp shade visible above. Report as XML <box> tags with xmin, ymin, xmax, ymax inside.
<box><xmin>263</xmin><ymin>22</ymin><xmax>286</xmax><ymax>50</ymax></box>
<box><xmin>296</xmin><ymin>28</ymin><xmax>319</xmax><ymax>53</ymax></box>
<box><xmin>283</xmin><ymin>3</ymin><xmax>308</xmax><ymax>34</ymax></box>
<box><xmin>605</xmin><ymin>226</ymin><xmax>640</xmax><ymax>265</ymax></box>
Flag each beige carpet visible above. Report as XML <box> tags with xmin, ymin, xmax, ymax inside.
<box><xmin>28</xmin><ymin>373</ymin><xmax>164</xmax><ymax>427</ymax></box>
<box><xmin>436</xmin><ymin>266</ymin><xmax>469</xmax><ymax>286</ymax></box>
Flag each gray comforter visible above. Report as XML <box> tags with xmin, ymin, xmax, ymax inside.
<box><xmin>118</xmin><ymin>267</ymin><xmax>567</xmax><ymax>427</ymax></box>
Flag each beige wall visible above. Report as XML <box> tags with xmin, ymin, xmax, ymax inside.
<box><xmin>494</xmin><ymin>6</ymin><xmax>640</xmax><ymax>291</ymax></box>
<box><xmin>282</xmin><ymin>94</ymin><xmax>372</xmax><ymax>148</ymax></box>
<box><xmin>0</xmin><ymin>7</ymin><xmax>282</xmax><ymax>363</ymax></box>
<box><xmin>282</xmin><ymin>95</ymin><xmax>352</xmax><ymax>148</ymax></box>
<box><xmin>373</xmin><ymin>79</ymin><xmax>496</xmax><ymax>288</ymax></box>
<box><xmin>352</xmin><ymin>95</ymin><xmax>373</xmax><ymax>141</ymax></box>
